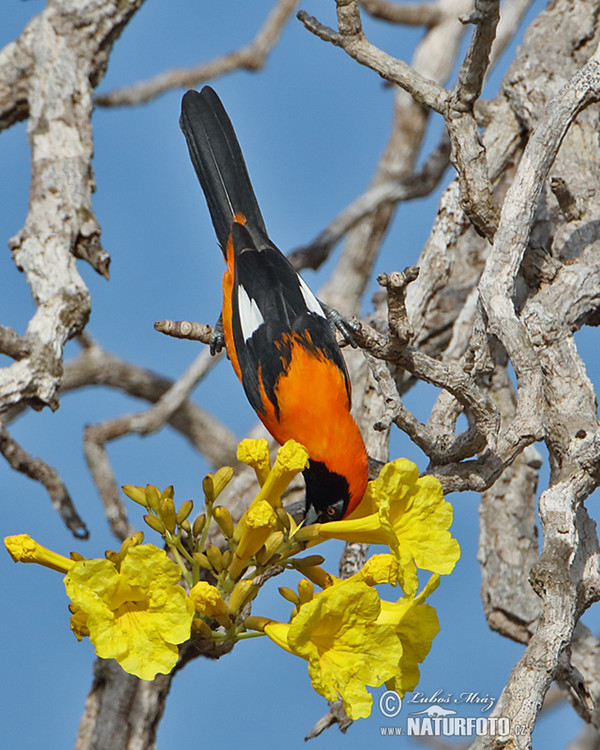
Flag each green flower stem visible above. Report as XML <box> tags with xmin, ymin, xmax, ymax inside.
<box><xmin>191</xmin><ymin>558</ymin><xmax>200</xmax><ymax>586</ymax></box>
<box><xmin>170</xmin><ymin>534</ymin><xmax>196</xmax><ymax>568</ymax></box>
<box><xmin>197</xmin><ymin>501</ymin><xmax>214</xmax><ymax>558</ymax></box>
<box><xmin>168</xmin><ymin>543</ymin><xmax>193</xmax><ymax>588</ymax></box>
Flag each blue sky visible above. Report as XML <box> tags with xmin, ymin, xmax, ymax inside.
<box><xmin>1</xmin><ymin>1</ymin><xmax>595</xmax><ymax>747</ymax></box>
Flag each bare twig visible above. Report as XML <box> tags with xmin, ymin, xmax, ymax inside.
<box><xmin>288</xmin><ymin>137</ymin><xmax>450</xmax><ymax>271</ymax></box>
<box><xmin>298</xmin><ymin>4</ymin><xmax>445</xmax><ymax>112</ymax></box>
<box><xmin>95</xmin><ymin>0</ymin><xmax>299</xmax><ymax>107</ymax></box>
<box><xmin>0</xmin><ymin>424</ymin><xmax>89</xmax><ymax>538</ymax></box>
<box><xmin>55</xmin><ymin>338</ymin><xmax>239</xmax><ymax>468</ymax></box>
<box><xmin>305</xmin><ymin>699</ymin><xmax>353</xmax><ymax>740</ymax></box>
<box><xmin>444</xmin><ymin>0</ymin><xmax>501</xmax><ymax>238</ymax></box>
<box><xmin>82</xmin><ymin>346</ymin><xmax>225</xmax><ymax>539</ymax></box>
<box><xmin>550</xmin><ymin>176</ymin><xmax>583</xmax><ymax>222</ymax></box>
<box><xmin>359</xmin><ymin>0</ymin><xmax>443</xmax><ymax>26</ymax></box>
<box><xmin>0</xmin><ymin>326</ymin><xmax>31</xmax><ymax>361</ymax></box>
<box><xmin>378</xmin><ymin>267</ymin><xmax>420</xmax><ymax>348</ymax></box>
<box><xmin>154</xmin><ymin>319</ymin><xmax>214</xmax><ymax>345</ymax></box>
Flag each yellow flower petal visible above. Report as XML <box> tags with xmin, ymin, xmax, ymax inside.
<box><xmin>377</xmin><ymin>576</ymin><xmax>441</xmax><ymax>695</ymax></box>
<box><xmin>264</xmin><ymin>621</ymin><xmax>293</xmax><ymax>652</ymax></box>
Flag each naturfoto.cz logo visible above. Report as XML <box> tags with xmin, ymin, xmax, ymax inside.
<box><xmin>378</xmin><ymin>689</ymin><xmax>523</xmax><ymax>738</ymax></box>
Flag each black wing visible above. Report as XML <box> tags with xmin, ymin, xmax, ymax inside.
<box><xmin>229</xmin><ymin>223</ymin><xmax>350</xmax><ymax>418</ymax></box>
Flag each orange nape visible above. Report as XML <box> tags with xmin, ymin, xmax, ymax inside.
<box><xmin>257</xmin><ymin>333</ymin><xmax>368</xmax><ymax>516</ymax></box>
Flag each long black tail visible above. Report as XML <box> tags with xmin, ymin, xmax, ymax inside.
<box><xmin>180</xmin><ymin>87</ymin><xmax>268</xmax><ymax>255</ymax></box>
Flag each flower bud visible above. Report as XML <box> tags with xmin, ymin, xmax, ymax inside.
<box><xmin>122</xmin><ymin>485</ymin><xmax>148</xmax><ymax>507</ymax></box>
<box><xmin>160</xmin><ymin>497</ymin><xmax>177</xmax><ymax>534</ymax></box>
<box><xmin>255</xmin><ymin>531</ymin><xmax>284</xmax><ymax>565</ymax></box>
<box><xmin>227</xmin><ymin>580</ymin><xmax>258</xmax><ymax>615</ymax></box>
<box><xmin>205</xmin><ymin>544</ymin><xmax>224</xmax><ymax>572</ymax></box>
<box><xmin>276</xmin><ymin>508</ymin><xmax>291</xmax><ymax>532</ymax></box>
<box><xmin>291</xmin><ymin>554</ymin><xmax>326</xmax><ymax>568</ymax></box>
<box><xmin>293</xmin><ymin>524</ymin><xmax>322</xmax><ymax>543</ymax></box>
<box><xmin>191</xmin><ymin>617</ymin><xmax>214</xmax><ymax>638</ymax></box>
<box><xmin>297</xmin><ymin>579</ymin><xmax>314</xmax><ymax>604</ymax></box>
<box><xmin>192</xmin><ymin>514</ymin><xmax>206</xmax><ymax>537</ymax></box>
<box><xmin>213</xmin><ymin>506</ymin><xmax>234</xmax><ymax>539</ymax></box>
<box><xmin>221</xmin><ymin>549</ymin><xmax>233</xmax><ymax>570</ymax></box>
<box><xmin>145</xmin><ymin>485</ymin><xmax>161</xmax><ymax>513</ymax></box>
<box><xmin>192</xmin><ymin>551</ymin><xmax>212</xmax><ymax>571</ymax></box>
<box><xmin>176</xmin><ymin>499</ymin><xmax>194</xmax><ymax>526</ymax></box>
<box><xmin>119</xmin><ymin>532</ymin><xmax>144</xmax><ymax>558</ymax></box>
<box><xmin>278</xmin><ymin>586</ymin><xmax>300</xmax><ymax>606</ymax></box>
<box><xmin>212</xmin><ymin>466</ymin><xmax>234</xmax><ymax>498</ymax></box>
<box><xmin>104</xmin><ymin>549</ymin><xmax>120</xmax><ymax>566</ymax></box>
<box><xmin>144</xmin><ymin>513</ymin><xmax>165</xmax><ymax>535</ymax></box>
<box><xmin>203</xmin><ymin>467</ymin><xmax>234</xmax><ymax>503</ymax></box>
<box><xmin>243</xmin><ymin>615</ymin><xmax>271</xmax><ymax>632</ymax></box>
<box><xmin>161</xmin><ymin>485</ymin><xmax>175</xmax><ymax>500</ymax></box>
<box><xmin>294</xmin><ymin>564</ymin><xmax>334</xmax><ymax>589</ymax></box>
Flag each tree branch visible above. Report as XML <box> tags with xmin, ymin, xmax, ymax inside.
<box><xmin>0</xmin><ymin>423</ymin><xmax>89</xmax><ymax>538</ymax></box>
<box><xmin>0</xmin><ymin>0</ymin><xmax>147</xmax><ymax>413</ymax></box>
<box><xmin>95</xmin><ymin>0</ymin><xmax>299</xmax><ymax>107</ymax></box>
<box><xmin>359</xmin><ymin>0</ymin><xmax>443</xmax><ymax>26</ymax></box>
<box><xmin>298</xmin><ymin>5</ymin><xmax>446</xmax><ymax>112</ymax></box>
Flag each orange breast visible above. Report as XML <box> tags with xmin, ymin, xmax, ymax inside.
<box><xmin>257</xmin><ymin>335</ymin><xmax>368</xmax><ymax>514</ymax></box>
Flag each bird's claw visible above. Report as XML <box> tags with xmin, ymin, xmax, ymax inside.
<box><xmin>320</xmin><ymin>302</ymin><xmax>359</xmax><ymax>348</ymax></box>
<box><xmin>210</xmin><ymin>314</ymin><xmax>226</xmax><ymax>355</ymax></box>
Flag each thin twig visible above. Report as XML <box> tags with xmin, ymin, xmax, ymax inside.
<box><xmin>297</xmin><ymin>5</ymin><xmax>445</xmax><ymax>112</ymax></box>
<box><xmin>288</xmin><ymin>137</ymin><xmax>450</xmax><ymax>271</ymax></box>
<box><xmin>359</xmin><ymin>0</ymin><xmax>443</xmax><ymax>26</ymax></box>
<box><xmin>0</xmin><ymin>424</ymin><xmax>89</xmax><ymax>538</ymax></box>
<box><xmin>95</xmin><ymin>0</ymin><xmax>299</xmax><ymax>107</ymax></box>
<box><xmin>154</xmin><ymin>320</ymin><xmax>214</xmax><ymax>345</ymax></box>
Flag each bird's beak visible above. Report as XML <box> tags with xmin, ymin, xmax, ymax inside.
<box><xmin>302</xmin><ymin>505</ymin><xmax>320</xmax><ymax>526</ymax></box>
<box><xmin>284</xmin><ymin>498</ymin><xmax>307</xmax><ymax>524</ymax></box>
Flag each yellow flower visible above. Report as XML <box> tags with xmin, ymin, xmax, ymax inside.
<box><xmin>316</xmin><ymin>459</ymin><xmax>460</xmax><ymax>593</ymax></box>
<box><xmin>64</xmin><ymin>545</ymin><xmax>194</xmax><ymax>680</ymax></box>
<box><xmin>5</xmin><ymin>534</ymin><xmax>74</xmax><ymax>574</ymax></box>
<box><xmin>264</xmin><ymin>580</ymin><xmax>403</xmax><ymax>719</ymax></box>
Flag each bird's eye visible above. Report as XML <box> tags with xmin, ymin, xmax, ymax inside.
<box><xmin>322</xmin><ymin>499</ymin><xmax>345</xmax><ymax>522</ymax></box>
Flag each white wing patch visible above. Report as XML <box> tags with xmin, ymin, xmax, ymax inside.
<box><xmin>298</xmin><ymin>275</ymin><xmax>326</xmax><ymax>317</ymax></box>
<box><xmin>238</xmin><ymin>284</ymin><xmax>264</xmax><ymax>341</ymax></box>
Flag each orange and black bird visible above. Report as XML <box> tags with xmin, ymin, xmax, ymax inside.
<box><xmin>179</xmin><ymin>87</ymin><xmax>368</xmax><ymax>523</ymax></box>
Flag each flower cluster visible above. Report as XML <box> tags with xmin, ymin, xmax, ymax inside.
<box><xmin>4</xmin><ymin>439</ymin><xmax>460</xmax><ymax>718</ymax></box>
